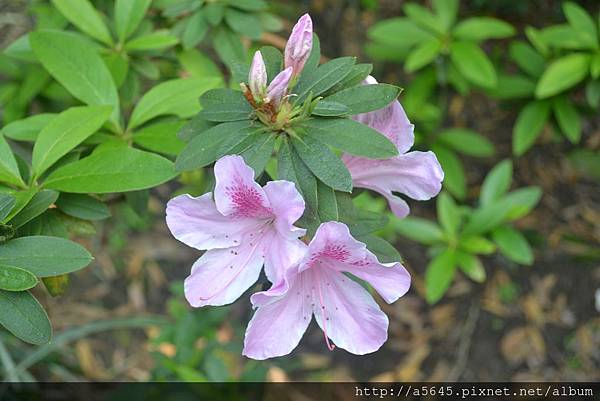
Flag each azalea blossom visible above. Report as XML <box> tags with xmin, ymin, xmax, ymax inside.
<box><xmin>284</xmin><ymin>13</ymin><xmax>313</xmax><ymax>78</ymax></box>
<box><xmin>243</xmin><ymin>221</ymin><xmax>411</xmax><ymax>360</ymax></box>
<box><xmin>342</xmin><ymin>76</ymin><xmax>444</xmax><ymax>218</ymax></box>
<box><xmin>248</xmin><ymin>51</ymin><xmax>267</xmax><ymax>98</ymax></box>
<box><xmin>166</xmin><ymin>155</ymin><xmax>306</xmax><ymax>307</ymax></box>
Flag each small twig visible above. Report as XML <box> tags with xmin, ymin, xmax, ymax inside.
<box><xmin>0</xmin><ymin>337</ymin><xmax>19</xmax><ymax>382</ymax></box>
<box><xmin>447</xmin><ymin>300</ymin><xmax>480</xmax><ymax>381</ymax></box>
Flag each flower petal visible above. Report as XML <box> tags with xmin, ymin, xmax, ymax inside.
<box><xmin>312</xmin><ymin>268</ymin><xmax>389</xmax><ymax>355</ymax></box>
<box><xmin>249</xmin><ymin>50</ymin><xmax>267</xmax><ymax>96</ymax></box>
<box><xmin>184</xmin><ymin>237</ymin><xmax>265</xmax><ymax>307</ymax></box>
<box><xmin>263</xmin><ymin>232</ymin><xmax>307</xmax><ymax>283</ymax></box>
<box><xmin>346</xmin><ymin>151</ymin><xmax>444</xmax><ymax>218</ymax></box>
<box><xmin>213</xmin><ymin>155</ymin><xmax>272</xmax><ymax>219</ymax></box>
<box><xmin>166</xmin><ymin>193</ymin><xmax>261</xmax><ymax>250</ymax></box>
<box><xmin>284</xmin><ymin>13</ymin><xmax>313</xmax><ymax>77</ymax></box>
<box><xmin>262</xmin><ymin>180</ymin><xmax>306</xmax><ymax>238</ymax></box>
<box><xmin>243</xmin><ymin>271</ymin><xmax>311</xmax><ymax>360</ymax></box>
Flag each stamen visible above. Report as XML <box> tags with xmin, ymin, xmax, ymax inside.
<box><xmin>316</xmin><ymin>277</ymin><xmax>335</xmax><ymax>351</ymax></box>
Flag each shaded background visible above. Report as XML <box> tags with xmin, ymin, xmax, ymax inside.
<box><xmin>0</xmin><ymin>0</ymin><xmax>599</xmax><ymax>383</ymax></box>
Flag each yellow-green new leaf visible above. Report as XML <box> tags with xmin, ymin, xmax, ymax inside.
<box><xmin>0</xmin><ymin>136</ymin><xmax>25</xmax><ymax>188</ymax></box>
<box><xmin>52</xmin><ymin>0</ymin><xmax>113</xmax><ymax>46</ymax></box>
<box><xmin>535</xmin><ymin>53</ymin><xmax>591</xmax><ymax>98</ymax></box>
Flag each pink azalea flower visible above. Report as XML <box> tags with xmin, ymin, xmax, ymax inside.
<box><xmin>166</xmin><ymin>155</ymin><xmax>306</xmax><ymax>307</ymax></box>
<box><xmin>243</xmin><ymin>221</ymin><xmax>411</xmax><ymax>360</ymax></box>
<box><xmin>284</xmin><ymin>13</ymin><xmax>313</xmax><ymax>78</ymax></box>
<box><xmin>342</xmin><ymin>76</ymin><xmax>444</xmax><ymax>218</ymax></box>
<box><xmin>266</xmin><ymin>66</ymin><xmax>293</xmax><ymax>107</ymax></box>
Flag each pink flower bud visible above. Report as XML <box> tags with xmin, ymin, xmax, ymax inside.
<box><xmin>284</xmin><ymin>14</ymin><xmax>313</xmax><ymax>78</ymax></box>
<box><xmin>248</xmin><ymin>51</ymin><xmax>267</xmax><ymax>97</ymax></box>
<box><xmin>266</xmin><ymin>67</ymin><xmax>293</xmax><ymax>107</ymax></box>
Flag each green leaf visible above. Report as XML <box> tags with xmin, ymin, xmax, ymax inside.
<box><xmin>302</xmin><ymin>118</ymin><xmax>398</xmax><ymax>159</ymax></box>
<box><xmin>480</xmin><ymin>159</ymin><xmax>512</xmax><ymax>205</ymax></box>
<box><xmin>431</xmin><ymin>144</ymin><xmax>466</xmax><ymax>200</ymax></box>
<box><xmin>449</xmin><ymin>41</ymin><xmax>497</xmax><ymax>88</ymax></box>
<box><xmin>437</xmin><ymin>192</ymin><xmax>460</xmax><ymax>236</ymax></box>
<box><xmin>3</xmin><ymin>188</ymin><xmax>36</xmax><ymax>223</ymax></box>
<box><xmin>568</xmin><ymin>149</ymin><xmax>600</xmax><ymax>180</ymax></box>
<box><xmin>176</xmin><ymin>121</ymin><xmax>263</xmax><ymax>171</ymax></box>
<box><xmin>225</xmin><ymin>8</ymin><xmax>262</xmax><ymax>39</ymax></box>
<box><xmin>212</xmin><ymin>26</ymin><xmax>245</xmax><ymax>65</ymax></box>
<box><xmin>324</xmin><ymin>63</ymin><xmax>373</xmax><ymax>95</ymax></box>
<box><xmin>0</xmin><ymin>265</ymin><xmax>38</xmax><ymax>291</ymax></box>
<box><xmin>535</xmin><ymin>54</ymin><xmax>591</xmax><ymax>98</ymax></box>
<box><xmin>294</xmin><ymin>57</ymin><xmax>356</xmax><ymax>104</ymax></box>
<box><xmin>405</xmin><ymin>39</ymin><xmax>442</xmax><ymax>73</ymax></box>
<box><xmin>322</xmin><ymin>83</ymin><xmax>401</xmax><ymax>115</ymax></box>
<box><xmin>489</xmin><ymin>74</ymin><xmax>536</xmax><ymax>99</ymax></box>
<box><xmin>312</xmin><ymin>101</ymin><xmax>350</xmax><ymax>117</ymax></box>
<box><xmin>456</xmin><ymin>251</ymin><xmax>486</xmax><ymax>283</ymax></box>
<box><xmin>125</xmin><ymin>30</ymin><xmax>179</xmax><ymax>51</ymax></box>
<box><xmin>1</xmin><ymin>113</ymin><xmax>56</xmax><ymax>142</ymax></box>
<box><xmin>239</xmin><ymin>133</ymin><xmax>276</xmax><ymax>175</ymax></box>
<box><xmin>425</xmin><ymin>248</ymin><xmax>456</xmax><ymax>304</ymax></box>
<box><xmin>509</xmin><ymin>41</ymin><xmax>545</xmax><ymax>78</ymax></box>
<box><xmin>229</xmin><ymin>0</ymin><xmax>267</xmax><ymax>11</ymax></box>
<box><xmin>502</xmin><ymin>187</ymin><xmax>542</xmax><ymax>220</ymax></box>
<box><xmin>437</xmin><ymin>128</ymin><xmax>494</xmax><ymax>157</ymax></box>
<box><xmin>51</xmin><ymin>0</ymin><xmax>112</xmax><ymax>45</ymax></box>
<box><xmin>403</xmin><ymin>3</ymin><xmax>444</xmax><ymax>35</ymax></box>
<box><xmin>459</xmin><ymin>235</ymin><xmax>496</xmax><ymax>255</ymax></box>
<box><xmin>585</xmin><ymin>79</ymin><xmax>600</xmax><ymax>108</ymax></box>
<box><xmin>199</xmin><ymin>89</ymin><xmax>254</xmax><ymax>122</ymax></box>
<box><xmin>30</xmin><ymin>30</ymin><xmax>119</xmax><ymax>125</ymax></box>
<box><xmin>115</xmin><ymin>0</ymin><xmax>152</xmax><ymax>43</ymax></box>
<box><xmin>512</xmin><ymin>100</ymin><xmax>550</xmax><ymax>156</ymax></box>
<box><xmin>0</xmin><ymin>235</ymin><xmax>92</xmax><ymax>277</ymax></box>
<box><xmin>0</xmin><ymin>290</ymin><xmax>51</xmax><ymax>345</ymax></box>
<box><xmin>539</xmin><ymin>24</ymin><xmax>592</xmax><ymax>50</ymax></box>
<box><xmin>393</xmin><ymin>216</ymin><xmax>444</xmax><ymax>245</ymax></box>
<box><xmin>562</xmin><ymin>1</ymin><xmax>598</xmax><ymax>50</ymax></box>
<box><xmin>432</xmin><ymin>0</ymin><xmax>458</xmax><ymax>32</ymax></box>
<box><xmin>9</xmin><ymin>190</ymin><xmax>58</xmax><ymax>229</ymax></box>
<box><xmin>492</xmin><ymin>225</ymin><xmax>534</xmax><ymax>265</ymax></box>
<box><xmin>204</xmin><ymin>2</ymin><xmax>225</xmax><ymax>25</ymax></box>
<box><xmin>177</xmin><ymin>49</ymin><xmax>222</xmax><ymax>80</ymax></box>
<box><xmin>43</xmin><ymin>146</ymin><xmax>176</xmax><ymax>193</ymax></box>
<box><xmin>128</xmin><ymin>78</ymin><xmax>220</xmax><ymax>130</ymax></box>
<box><xmin>291</xmin><ymin>135</ymin><xmax>352</xmax><ymax>192</ymax></box>
<box><xmin>259</xmin><ymin>46</ymin><xmax>283</xmax><ymax>82</ymax></box>
<box><xmin>182</xmin><ymin>10</ymin><xmax>209</xmax><ymax>49</ymax></box>
<box><xmin>56</xmin><ymin>194</ymin><xmax>110</xmax><ymax>221</ymax></box>
<box><xmin>0</xmin><ymin>136</ymin><xmax>25</xmax><ymax>188</ymax></box>
<box><xmin>453</xmin><ymin>17</ymin><xmax>515</xmax><ymax>41</ymax></box>
<box><xmin>133</xmin><ymin>121</ymin><xmax>186</xmax><ymax>156</ymax></box>
<box><xmin>368</xmin><ymin>17</ymin><xmax>433</xmax><ymax>48</ymax></box>
<box><xmin>0</xmin><ymin>194</ymin><xmax>16</xmax><ymax>222</ymax></box>
<box><xmin>462</xmin><ymin>201</ymin><xmax>510</xmax><ymax>237</ymax></box>
<box><xmin>552</xmin><ymin>96</ymin><xmax>581</xmax><ymax>143</ymax></box>
<box><xmin>316</xmin><ymin>180</ymin><xmax>338</xmax><ymax>222</ymax></box>
<box><xmin>32</xmin><ymin>106</ymin><xmax>112</xmax><ymax>176</ymax></box>
<box><xmin>356</xmin><ymin>234</ymin><xmax>401</xmax><ymax>264</ymax></box>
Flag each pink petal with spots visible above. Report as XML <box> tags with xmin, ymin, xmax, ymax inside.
<box><xmin>263</xmin><ymin>231</ymin><xmax>307</xmax><ymax>283</ymax></box>
<box><xmin>262</xmin><ymin>180</ymin><xmax>306</xmax><ymax>238</ymax></box>
<box><xmin>213</xmin><ymin>155</ymin><xmax>272</xmax><ymax>219</ymax></box>
<box><xmin>184</xmin><ymin>234</ymin><xmax>266</xmax><ymax>307</ymax></box>
<box><xmin>243</xmin><ymin>270</ymin><xmax>311</xmax><ymax>360</ymax></box>
<box><xmin>166</xmin><ymin>193</ymin><xmax>262</xmax><ymax>250</ymax></box>
<box><xmin>311</xmin><ymin>267</ymin><xmax>389</xmax><ymax>355</ymax></box>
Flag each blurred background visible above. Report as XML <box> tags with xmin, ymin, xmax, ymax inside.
<box><xmin>0</xmin><ymin>0</ymin><xmax>599</xmax><ymax>383</ymax></box>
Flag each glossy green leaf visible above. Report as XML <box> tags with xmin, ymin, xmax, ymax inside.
<box><xmin>456</xmin><ymin>251</ymin><xmax>486</xmax><ymax>283</ymax></box>
<box><xmin>322</xmin><ymin>83</ymin><xmax>401</xmax><ymax>115</ymax></box>
<box><xmin>0</xmin><ymin>265</ymin><xmax>38</xmax><ymax>291</ymax></box>
<box><xmin>368</xmin><ymin>17</ymin><xmax>433</xmax><ymax>48</ymax></box>
<box><xmin>30</xmin><ymin>30</ymin><xmax>119</xmax><ymax>124</ymax></box>
<box><xmin>32</xmin><ymin>106</ymin><xmax>112</xmax><ymax>176</ymax></box>
<box><xmin>432</xmin><ymin>0</ymin><xmax>458</xmax><ymax>31</ymax></box>
<box><xmin>512</xmin><ymin>100</ymin><xmax>551</xmax><ymax>156</ymax></box>
<box><xmin>291</xmin><ymin>135</ymin><xmax>352</xmax><ymax>193</ymax></box>
<box><xmin>453</xmin><ymin>17</ymin><xmax>515</xmax><ymax>41</ymax></box>
<box><xmin>133</xmin><ymin>121</ymin><xmax>186</xmax><ymax>156</ymax></box>
<box><xmin>425</xmin><ymin>248</ymin><xmax>456</xmax><ymax>304</ymax></box>
<box><xmin>43</xmin><ymin>147</ymin><xmax>176</xmax><ymax>193</ymax></box>
<box><xmin>0</xmin><ymin>194</ymin><xmax>16</xmax><ymax>222</ymax></box>
<box><xmin>535</xmin><ymin>54</ymin><xmax>591</xmax><ymax>98</ymax></box>
<box><xmin>502</xmin><ymin>187</ymin><xmax>542</xmax><ymax>220</ymax></box>
<box><xmin>302</xmin><ymin>118</ymin><xmax>398</xmax><ymax>159</ymax></box>
<box><xmin>56</xmin><ymin>194</ymin><xmax>110</xmax><ymax>221</ymax></box>
<box><xmin>562</xmin><ymin>1</ymin><xmax>598</xmax><ymax>50</ymax></box>
<box><xmin>480</xmin><ymin>159</ymin><xmax>512</xmax><ymax>205</ymax></box>
<box><xmin>449</xmin><ymin>41</ymin><xmax>497</xmax><ymax>88</ymax></box>
<box><xmin>115</xmin><ymin>0</ymin><xmax>151</xmax><ymax>43</ymax></box>
<box><xmin>509</xmin><ymin>41</ymin><xmax>545</xmax><ymax>78</ymax></box>
<box><xmin>1</xmin><ymin>113</ymin><xmax>56</xmax><ymax>142</ymax></box>
<box><xmin>9</xmin><ymin>190</ymin><xmax>58</xmax><ymax>229</ymax></box>
<box><xmin>51</xmin><ymin>0</ymin><xmax>112</xmax><ymax>45</ymax></box>
<box><xmin>128</xmin><ymin>78</ymin><xmax>220</xmax><ymax>130</ymax></box>
<box><xmin>552</xmin><ymin>96</ymin><xmax>581</xmax><ymax>143</ymax></box>
<box><xmin>459</xmin><ymin>236</ymin><xmax>496</xmax><ymax>255</ymax></box>
<box><xmin>492</xmin><ymin>225</ymin><xmax>534</xmax><ymax>265</ymax></box>
<box><xmin>0</xmin><ymin>136</ymin><xmax>25</xmax><ymax>188</ymax></box>
<box><xmin>0</xmin><ymin>290</ymin><xmax>51</xmax><ymax>345</ymax></box>
<box><xmin>0</xmin><ymin>235</ymin><xmax>92</xmax><ymax>277</ymax></box>
<box><xmin>405</xmin><ymin>39</ymin><xmax>441</xmax><ymax>72</ymax></box>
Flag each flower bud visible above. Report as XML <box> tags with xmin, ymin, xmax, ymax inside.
<box><xmin>284</xmin><ymin>13</ymin><xmax>313</xmax><ymax>78</ymax></box>
<box><xmin>248</xmin><ymin>51</ymin><xmax>267</xmax><ymax>97</ymax></box>
<box><xmin>266</xmin><ymin>67</ymin><xmax>293</xmax><ymax>107</ymax></box>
